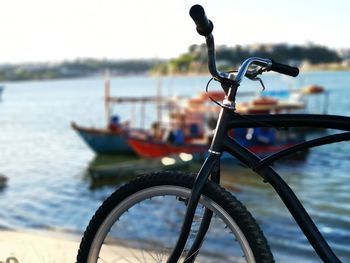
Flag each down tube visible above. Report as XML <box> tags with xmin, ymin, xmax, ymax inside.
<box><xmin>222</xmin><ymin>136</ymin><xmax>341</xmax><ymax>263</ymax></box>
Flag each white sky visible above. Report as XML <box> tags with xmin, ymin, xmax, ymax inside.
<box><xmin>1</xmin><ymin>0</ymin><xmax>350</xmax><ymax>63</ymax></box>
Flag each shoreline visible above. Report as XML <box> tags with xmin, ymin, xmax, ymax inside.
<box><xmin>0</xmin><ymin>228</ymin><xmax>168</xmax><ymax>262</ymax></box>
<box><xmin>0</xmin><ymin>228</ymin><xmax>314</xmax><ymax>262</ymax></box>
<box><xmin>0</xmin><ymin>228</ymin><xmax>192</xmax><ymax>262</ymax></box>
<box><xmin>0</xmin><ymin>228</ymin><xmax>81</xmax><ymax>263</ymax></box>
<box><xmin>152</xmin><ymin>66</ymin><xmax>350</xmax><ymax>78</ymax></box>
<box><xmin>1</xmin><ymin>66</ymin><xmax>350</xmax><ymax>83</ymax></box>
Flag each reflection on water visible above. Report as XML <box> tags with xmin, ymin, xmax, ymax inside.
<box><xmin>0</xmin><ymin>73</ymin><xmax>349</xmax><ymax>262</ymax></box>
<box><xmin>86</xmin><ymin>154</ymin><xmax>193</xmax><ymax>188</ymax></box>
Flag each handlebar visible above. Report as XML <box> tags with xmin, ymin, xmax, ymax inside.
<box><xmin>189</xmin><ymin>5</ymin><xmax>213</xmax><ymax>37</ymax></box>
<box><xmin>189</xmin><ymin>5</ymin><xmax>231</xmax><ymax>84</ymax></box>
<box><xmin>189</xmin><ymin>5</ymin><xmax>299</xmax><ymax>87</ymax></box>
<box><xmin>269</xmin><ymin>59</ymin><xmax>299</xmax><ymax>77</ymax></box>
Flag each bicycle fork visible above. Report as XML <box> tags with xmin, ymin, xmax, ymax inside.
<box><xmin>167</xmin><ymin>153</ymin><xmax>220</xmax><ymax>263</ymax></box>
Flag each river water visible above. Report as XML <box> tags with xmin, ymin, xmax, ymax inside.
<box><xmin>0</xmin><ymin>72</ymin><xmax>349</xmax><ymax>262</ymax></box>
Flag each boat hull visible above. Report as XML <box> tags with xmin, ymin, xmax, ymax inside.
<box><xmin>128</xmin><ymin>136</ymin><xmax>306</xmax><ymax>160</ymax></box>
<box><xmin>127</xmin><ymin>138</ymin><xmax>208</xmax><ymax>158</ymax></box>
<box><xmin>72</xmin><ymin>122</ymin><xmax>134</xmax><ymax>155</ymax></box>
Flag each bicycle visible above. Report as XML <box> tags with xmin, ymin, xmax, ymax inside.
<box><xmin>77</xmin><ymin>5</ymin><xmax>350</xmax><ymax>263</ymax></box>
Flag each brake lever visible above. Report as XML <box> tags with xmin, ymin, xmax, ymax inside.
<box><xmin>245</xmin><ymin>67</ymin><xmax>267</xmax><ymax>91</ymax></box>
<box><xmin>255</xmin><ymin>77</ymin><xmax>266</xmax><ymax>91</ymax></box>
<box><xmin>245</xmin><ymin>67</ymin><xmax>263</xmax><ymax>79</ymax></box>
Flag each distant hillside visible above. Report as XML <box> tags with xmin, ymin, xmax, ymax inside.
<box><xmin>0</xmin><ymin>58</ymin><xmax>162</xmax><ymax>81</ymax></box>
<box><xmin>152</xmin><ymin>43</ymin><xmax>345</xmax><ymax>75</ymax></box>
<box><xmin>0</xmin><ymin>44</ymin><xmax>349</xmax><ymax>81</ymax></box>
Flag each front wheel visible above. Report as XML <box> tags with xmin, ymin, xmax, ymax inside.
<box><xmin>77</xmin><ymin>172</ymin><xmax>274</xmax><ymax>262</ymax></box>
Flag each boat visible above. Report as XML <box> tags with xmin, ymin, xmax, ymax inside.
<box><xmin>126</xmin><ymin>89</ymin><xmax>309</xmax><ymax>159</ymax></box>
<box><xmin>0</xmin><ymin>86</ymin><xmax>4</xmax><ymax>100</ymax></box>
<box><xmin>73</xmin><ymin>74</ymin><xmax>326</xmax><ymax>157</ymax></box>
<box><xmin>127</xmin><ymin>126</ymin><xmax>305</xmax><ymax>159</ymax></box>
<box><xmin>301</xmin><ymin>85</ymin><xmax>325</xmax><ymax>94</ymax></box>
<box><xmin>72</xmin><ymin>73</ymin><xmax>169</xmax><ymax>155</ymax></box>
<box><xmin>0</xmin><ymin>173</ymin><xmax>7</xmax><ymax>188</ymax></box>
<box><xmin>72</xmin><ymin>122</ymin><xmax>137</xmax><ymax>154</ymax></box>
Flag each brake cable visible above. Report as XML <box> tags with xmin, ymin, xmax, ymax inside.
<box><xmin>205</xmin><ymin>70</ymin><xmax>286</xmax><ymax>131</ymax></box>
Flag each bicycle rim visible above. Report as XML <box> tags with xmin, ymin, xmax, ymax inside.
<box><xmin>87</xmin><ymin>185</ymin><xmax>256</xmax><ymax>263</ymax></box>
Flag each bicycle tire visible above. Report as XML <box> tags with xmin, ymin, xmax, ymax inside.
<box><xmin>77</xmin><ymin>172</ymin><xmax>274</xmax><ymax>263</ymax></box>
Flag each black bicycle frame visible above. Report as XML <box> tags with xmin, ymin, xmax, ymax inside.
<box><xmin>167</xmin><ymin>111</ymin><xmax>350</xmax><ymax>263</ymax></box>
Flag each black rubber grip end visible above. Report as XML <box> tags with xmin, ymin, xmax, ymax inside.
<box><xmin>189</xmin><ymin>5</ymin><xmax>213</xmax><ymax>36</ymax></box>
<box><xmin>270</xmin><ymin>60</ymin><xmax>299</xmax><ymax>77</ymax></box>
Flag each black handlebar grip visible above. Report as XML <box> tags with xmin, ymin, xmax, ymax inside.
<box><xmin>189</xmin><ymin>5</ymin><xmax>213</xmax><ymax>36</ymax></box>
<box><xmin>269</xmin><ymin>59</ymin><xmax>299</xmax><ymax>77</ymax></box>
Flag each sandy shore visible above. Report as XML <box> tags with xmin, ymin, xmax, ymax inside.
<box><xmin>0</xmin><ymin>229</ymin><xmax>169</xmax><ymax>262</ymax></box>
<box><xmin>0</xmin><ymin>229</ymin><xmax>80</xmax><ymax>263</ymax></box>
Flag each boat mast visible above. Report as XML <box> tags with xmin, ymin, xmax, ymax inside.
<box><xmin>140</xmin><ymin>102</ymin><xmax>145</xmax><ymax>129</ymax></box>
<box><xmin>156</xmin><ymin>77</ymin><xmax>162</xmax><ymax>124</ymax></box>
<box><xmin>104</xmin><ymin>69</ymin><xmax>111</xmax><ymax>127</ymax></box>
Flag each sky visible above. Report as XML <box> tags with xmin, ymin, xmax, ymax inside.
<box><xmin>1</xmin><ymin>0</ymin><xmax>350</xmax><ymax>63</ymax></box>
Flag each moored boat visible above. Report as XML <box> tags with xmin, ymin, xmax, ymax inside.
<box><xmin>127</xmin><ymin>129</ymin><xmax>305</xmax><ymax>159</ymax></box>
<box><xmin>72</xmin><ymin>73</ymin><xmax>166</xmax><ymax>155</ymax></box>
<box><xmin>0</xmin><ymin>173</ymin><xmax>7</xmax><ymax>188</ymax></box>
<box><xmin>72</xmin><ymin>122</ymin><xmax>136</xmax><ymax>154</ymax></box>
<box><xmin>0</xmin><ymin>86</ymin><xmax>4</xmax><ymax>100</ymax></box>
<box><xmin>73</xmin><ymin>75</ymin><xmax>326</xmax><ymax>157</ymax></box>
<box><xmin>127</xmin><ymin>88</ymin><xmax>309</xmax><ymax>159</ymax></box>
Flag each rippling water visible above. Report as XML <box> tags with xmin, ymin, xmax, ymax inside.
<box><xmin>0</xmin><ymin>72</ymin><xmax>349</xmax><ymax>262</ymax></box>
